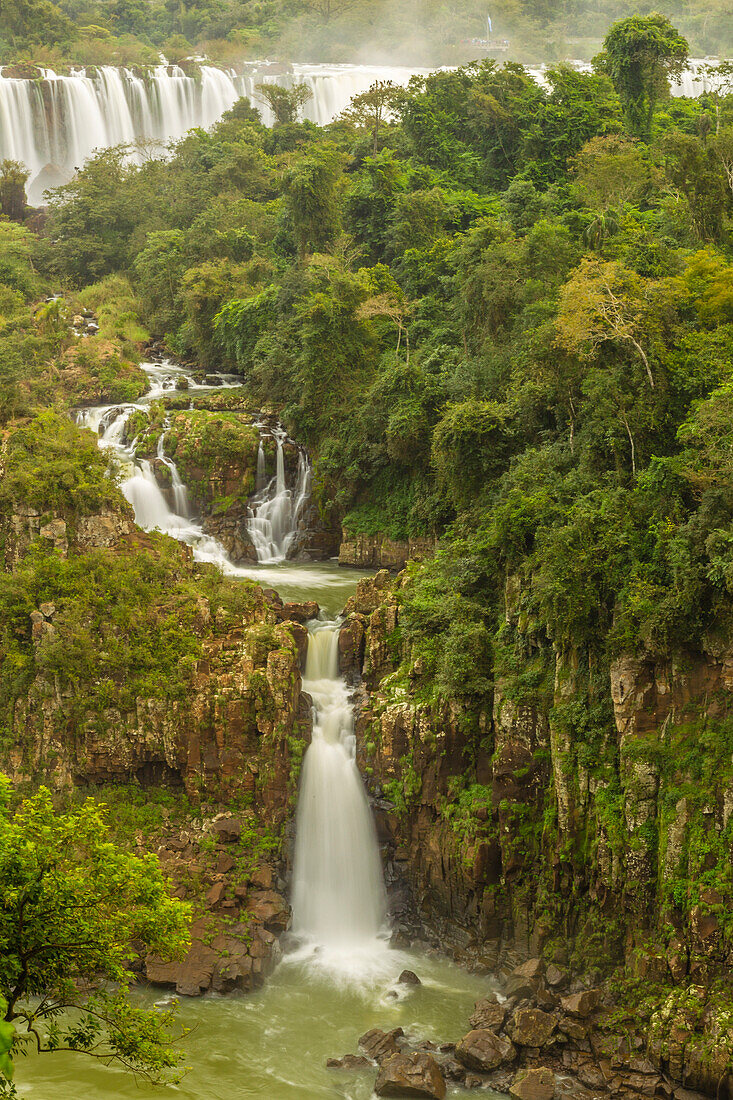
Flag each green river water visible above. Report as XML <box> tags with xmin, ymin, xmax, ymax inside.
<box><xmin>14</xmin><ymin>563</ymin><xmax>498</xmax><ymax>1100</ymax></box>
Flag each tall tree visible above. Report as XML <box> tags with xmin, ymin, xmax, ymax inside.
<box><xmin>340</xmin><ymin>80</ymin><xmax>404</xmax><ymax>156</ymax></box>
<box><xmin>282</xmin><ymin>147</ymin><xmax>343</xmax><ymax>260</ymax></box>
<box><xmin>598</xmin><ymin>14</ymin><xmax>689</xmax><ymax>140</ymax></box>
<box><xmin>0</xmin><ymin>162</ymin><xmax>29</xmax><ymax>222</ymax></box>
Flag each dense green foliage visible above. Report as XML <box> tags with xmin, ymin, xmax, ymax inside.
<box><xmin>3</xmin><ymin>12</ymin><xmax>733</xmax><ymax>1056</ymax></box>
<box><xmin>31</xmin><ymin>27</ymin><xmax>733</xmax><ymax>665</ymax></box>
<box><xmin>0</xmin><ymin>776</ymin><xmax>189</xmax><ymax>1083</ymax></box>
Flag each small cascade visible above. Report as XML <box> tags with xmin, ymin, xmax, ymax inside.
<box><xmin>255</xmin><ymin>440</ymin><xmax>267</xmax><ymax>493</ymax></box>
<box><xmin>77</xmin><ymin>359</ymin><xmax>314</xmax><ymax>577</ymax></box>
<box><xmin>291</xmin><ymin>623</ymin><xmax>387</xmax><ymax>953</ymax></box>
<box><xmin>157</xmin><ymin>428</ymin><xmax>190</xmax><ymax>518</ymax></box>
<box><xmin>247</xmin><ymin>428</ymin><xmax>311</xmax><ymax>564</ymax></box>
<box><xmin>123</xmin><ymin>460</ymin><xmax>181</xmax><ymax>530</ymax></box>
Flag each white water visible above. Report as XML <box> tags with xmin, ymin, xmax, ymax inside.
<box><xmin>0</xmin><ymin>62</ymin><xmax>428</xmax><ymax>204</ymax></box>
<box><xmin>290</xmin><ymin>622</ymin><xmax>388</xmax><ymax>976</ymax></box>
<box><xmin>247</xmin><ymin>427</ymin><xmax>311</xmax><ymax>564</ymax></box>
<box><xmin>4</xmin><ymin>57</ymin><xmax>728</xmax><ymax>204</ymax></box>
<box><xmin>80</xmin><ymin>359</ymin><xmax>390</xmax><ymax>976</ymax></box>
<box><xmin>78</xmin><ymin>359</ymin><xmax>309</xmax><ymax>568</ymax></box>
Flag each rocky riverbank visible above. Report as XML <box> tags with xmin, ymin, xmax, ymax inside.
<box><xmin>329</xmin><ymin>954</ymin><xmax>732</xmax><ymax>1100</ymax></box>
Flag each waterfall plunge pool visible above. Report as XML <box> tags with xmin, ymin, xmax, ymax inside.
<box><xmin>15</xmin><ymin>951</ymin><xmax>497</xmax><ymax>1098</ymax></box>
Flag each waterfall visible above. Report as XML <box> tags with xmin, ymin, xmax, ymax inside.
<box><xmin>291</xmin><ymin>623</ymin><xmax>387</xmax><ymax>952</ymax></box>
<box><xmin>2</xmin><ymin>56</ymin><xmax>725</xmax><ymax>203</ymax></box>
<box><xmin>247</xmin><ymin>428</ymin><xmax>310</xmax><ymax>564</ymax></box>
<box><xmin>0</xmin><ymin>61</ymin><xmax>429</xmax><ymax>205</ymax></box>
<box><xmin>78</xmin><ymin>360</ymin><xmax>313</xmax><ymax>575</ymax></box>
<box><xmin>157</xmin><ymin>427</ymin><xmax>190</xmax><ymax>517</ymax></box>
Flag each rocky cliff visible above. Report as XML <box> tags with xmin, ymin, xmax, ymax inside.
<box><xmin>339</xmin><ymin>571</ymin><xmax>733</xmax><ymax>1097</ymax></box>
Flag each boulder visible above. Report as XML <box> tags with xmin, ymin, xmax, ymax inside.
<box><xmin>246</xmin><ymin>889</ymin><xmax>290</xmax><ymax>933</ymax></box>
<box><xmin>375</xmin><ymin>1052</ymin><xmax>446</xmax><ymax>1099</ymax></box>
<box><xmin>211</xmin><ymin>815</ymin><xmax>241</xmax><ymax>843</ymax></box>
<box><xmin>360</xmin><ymin>1027</ymin><xmax>404</xmax><ymax>1063</ymax></box>
<box><xmin>507</xmin><ymin>1008</ymin><xmax>557</xmax><ymax>1047</ymax></box>
<box><xmin>456</xmin><ymin>1029</ymin><xmax>517</xmax><ymax>1072</ymax></box>
<box><xmin>205</xmin><ymin>881</ymin><xmax>226</xmax><ymax>908</ymax></box>
<box><xmin>561</xmin><ymin>990</ymin><xmax>600</xmax><ymax>1018</ymax></box>
<box><xmin>145</xmin><ymin>940</ymin><xmax>217</xmax><ymax>996</ymax></box>
<box><xmin>545</xmin><ymin>964</ymin><xmax>568</xmax><ymax>989</ymax></box>
<box><xmin>470</xmin><ymin>997</ymin><xmax>506</xmax><ymax>1032</ymax></box>
<box><xmin>510</xmin><ymin>1067</ymin><xmax>556</xmax><ymax>1100</ymax></box>
<box><xmin>399</xmin><ymin>970</ymin><xmax>421</xmax><ymax>985</ymax></box>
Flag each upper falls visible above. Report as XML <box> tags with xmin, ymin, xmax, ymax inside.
<box><xmin>0</xmin><ymin>62</ymin><xmax>426</xmax><ymax>204</ymax></box>
<box><xmin>0</xmin><ymin>58</ymin><xmax>725</xmax><ymax>205</ymax></box>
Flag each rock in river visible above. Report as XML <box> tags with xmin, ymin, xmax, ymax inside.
<box><xmin>456</xmin><ymin>1029</ymin><xmax>517</xmax><ymax>1072</ymax></box>
<box><xmin>375</xmin><ymin>1051</ymin><xmax>447</xmax><ymax>1099</ymax></box>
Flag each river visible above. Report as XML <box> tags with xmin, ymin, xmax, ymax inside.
<box><xmin>13</xmin><ymin>361</ymin><xmax>497</xmax><ymax>1099</ymax></box>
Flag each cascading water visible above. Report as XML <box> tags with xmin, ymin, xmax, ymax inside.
<box><xmin>291</xmin><ymin>622</ymin><xmax>387</xmax><ymax>962</ymax></box>
<box><xmin>3</xmin><ymin>58</ymin><xmax>726</xmax><ymax>203</ymax></box>
<box><xmin>247</xmin><ymin>428</ymin><xmax>311</xmax><ymax>564</ymax></box>
<box><xmin>0</xmin><ymin>62</ymin><xmax>429</xmax><ymax>204</ymax></box>
<box><xmin>79</xmin><ymin>360</ymin><xmax>313</xmax><ymax>576</ymax></box>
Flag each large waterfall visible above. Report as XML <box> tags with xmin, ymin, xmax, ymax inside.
<box><xmin>291</xmin><ymin>623</ymin><xmax>387</xmax><ymax>962</ymax></box>
<box><xmin>2</xmin><ymin>58</ymin><xmax>724</xmax><ymax>205</ymax></box>
<box><xmin>0</xmin><ymin>62</ymin><xmax>427</xmax><ymax>204</ymax></box>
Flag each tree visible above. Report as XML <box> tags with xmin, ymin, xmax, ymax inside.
<box><xmin>340</xmin><ymin>81</ymin><xmax>404</xmax><ymax>156</ymax></box>
<box><xmin>662</xmin><ymin>132</ymin><xmax>732</xmax><ymax>242</ymax></box>
<box><xmin>555</xmin><ymin>258</ymin><xmax>676</xmax><ymax>389</ymax></box>
<box><xmin>598</xmin><ymin>14</ymin><xmax>689</xmax><ymax>140</ymax></box>
<box><xmin>571</xmin><ymin>135</ymin><xmax>651</xmax><ymax>211</ymax></box>
<box><xmin>0</xmin><ymin>162</ymin><xmax>29</xmax><ymax>222</ymax></box>
<box><xmin>282</xmin><ymin>146</ymin><xmax>343</xmax><ymax>260</ymax></box>
<box><xmin>0</xmin><ymin>778</ymin><xmax>190</xmax><ymax>1085</ymax></box>
<box><xmin>0</xmin><ymin>0</ymin><xmax>72</xmax><ymax>47</ymax></box>
<box><xmin>255</xmin><ymin>83</ymin><xmax>312</xmax><ymax>125</ymax></box>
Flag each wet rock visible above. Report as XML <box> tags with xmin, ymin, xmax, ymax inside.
<box><xmin>245</xmin><ymin>889</ymin><xmax>290</xmax><ymax>933</ymax></box>
<box><xmin>327</xmin><ymin>1054</ymin><xmax>371</xmax><ymax>1069</ymax></box>
<box><xmin>470</xmin><ymin>997</ymin><xmax>506</xmax><ymax>1031</ymax></box>
<box><xmin>375</xmin><ymin>1052</ymin><xmax>446</xmax><ymax>1099</ymax></box>
<box><xmin>505</xmin><ymin>959</ymin><xmax>543</xmax><ymax>999</ymax></box>
<box><xmin>399</xmin><ymin>969</ymin><xmax>421</xmax><ymax>985</ymax></box>
<box><xmin>506</xmin><ymin>1008</ymin><xmax>557</xmax><ymax>1047</ymax></box>
<box><xmin>339</xmin><ymin>616</ymin><xmax>366</xmax><ymax>676</ymax></box>
<box><xmin>360</xmin><ymin>1028</ymin><xmax>404</xmax><ymax>1063</ymax></box>
<box><xmin>510</xmin><ymin>1067</ymin><xmax>556</xmax><ymax>1100</ymax></box>
<box><xmin>456</xmin><ymin>1029</ymin><xmax>517</xmax><ymax>1072</ymax></box>
<box><xmin>145</xmin><ymin>941</ymin><xmax>217</xmax><ymax>996</ymax></box>
<box><xmin>441</xmin><ymin>1057</ymin><xmax>466</xmax><ymax>1082</ymax></box>
<box><xmin>561</xmin><ymin>990</ymin><xmax>600</xmax><ymax>1018</ymax></box>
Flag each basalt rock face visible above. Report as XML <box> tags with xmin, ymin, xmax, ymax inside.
<box><xmin>339</xmin><ymin>529</ymin><xmax>437</xmax><ymax>571</ymax></box>
<box><xmin>4</xmin><ymin>579</ymin><xmax>310</xmax><ymax>820</ymax></box>
<box><xmin>342</xmin><ymin>571</ymin><xmax>733</xmax><ymax>1095</ymax></box>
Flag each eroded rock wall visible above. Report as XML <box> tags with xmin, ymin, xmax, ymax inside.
<box><xmin>341</xmin><ymin>572</ymin><xmax>733</xmax><ymax>999</ymax></box>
